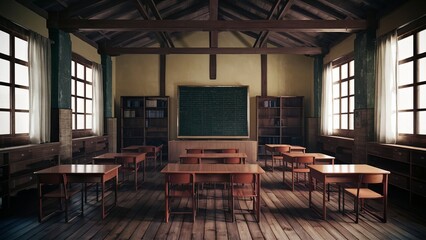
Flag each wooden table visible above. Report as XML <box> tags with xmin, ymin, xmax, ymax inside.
<box><xmin>161</xmin><ymin>163</ymin><xmax>265</xmax><ymax>222</ymax></box>
<box><xmin>93</xmin><ymin>152</ymin><xmax>146</xmax><ymax>191</ymax></box>
<box><xmin>179</xmin><ymin>153</ymin><xmax>248</xmax><ymax>164</ymax></box>
<box><xmin>122</xmin><ymin>145</ymin><xmax>163</xmax><ymax>167</ymax></box>
<box><xmin>282</xmin><ymin>152</ymin><xmax>335</xmax><ymax>190</ymax></box>
<box><xmin>265</xmin><ymin>144</ymin><xmax>306</xmax><ymax>170</ymax></box>
<box><xmin>34</xmin><ymin>164</ymin><xmax>120</xmax><ymax>219</ymax></box>
<box><xmin>308</xmin><ymin>164</ymin><xmax>390</xmax><ymax>220</ymax></box>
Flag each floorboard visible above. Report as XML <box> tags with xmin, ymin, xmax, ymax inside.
<box><xmin>1</xmin><ymin>162</ymin><xmax>426</xmax><ymax>240</ymax></box>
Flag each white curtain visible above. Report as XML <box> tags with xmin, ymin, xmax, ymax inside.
<box><xmin>375</xmin><ymin>31</ymin><xmax>397</xmax><ymax>143</ymax></box>
<box><xmin>320</xmin><ymin>62</ymin><xmax>333</xmax><ymax>136</ymax></box>
<box><xmin>92</xmin><ymin>63</ymin><xmax>104</xmax><ymax>136</ymax></box>
<box><xmin>29</xmin><ymin>32</ymin><xmax>51</xmax><ymax>144</ymax></box>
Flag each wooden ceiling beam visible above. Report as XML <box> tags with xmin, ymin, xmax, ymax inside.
<box><xmin>253</xmin><ymin>0</ymin><xmax>283</xmax><ymax>48</ymax></box>
<box><xmin>146</xmin><ymin>0</ymin><xmax>175</xmax><ymax>47</ymax></box>
<box><xmin>209</xmin><ymin>0</ymin><xmax>218</xmax><ymax>79</ymax></box>
<box><xmin>48</xmin><ymin>19</ymin><xmax>367</xmax><ymax>32</ymax></box>
<box><xmin>102</xmin><ymin>47</ymin><xmax>323</xmax><ymax>55</ymax></box>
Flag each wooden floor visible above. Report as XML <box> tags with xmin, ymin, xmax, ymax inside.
<box><xmin>1</xmin><ymin>163</ymin><xmax>426</xmax><ymax>240</ymax></box>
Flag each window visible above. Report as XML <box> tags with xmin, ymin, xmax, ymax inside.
<box><xmin>71</xmin><ymin>54</ymin><xmax>93</xmax><ymax>134</ymax></box>
<box><xmin>0</xmin><ymin>25</ymin><xmax>30</xmax><ymax>144</ymax></box>
<box><xmin>397</xmin><ymin>27</ymin><xmax>426</xmax><ymax>144</ymax></box>
<box><xmin>332</xmin><ymin>55</ymin><xmax>355</xmax><ymax>137</ymax></box>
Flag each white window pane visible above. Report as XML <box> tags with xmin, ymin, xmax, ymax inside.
<box><xmin>398</xmin><ymin>35</ymin><xmax>413</xmax><ymax>60</ymax></box>
<box><xmin>341</xmin><ymin>114</ymin><xmax>348</xmax><ymax>129</ymax></box>
<box><xmin>341</xmin><ymin>81</ymin><xmax>348</xmax><ymax>97</ymax></box>
<box><xmin>86</xmin><ymin>115</ymin><xmax>92</xmax><ymax>129</ymax></box>
<box><xmin>86</xmin><ymin>84</ymin><xmax>92</xmax><ymax>98</ymax></box>
<box><xmin>77</xmin><ymin>114</ymin><xmax>85</xmax><ymax>129</ymax></box>
<box><xmin>398</xmin><ymin>62</ymin><xmax>413</xmax><ymax>86</ymax></box>
<box><xmin>418</xmin><ymin>111</ymin><xmax>426</xmax><ymax>134</ymax></box>
<box><xmin>333</xmin><ymin>99</ymin><xmax>340</xmax><ymax>114</ymax></box>
<box><xmin>71</xmin><ymin>61</ymin><xmax>75</xmax><ymax>77</ymax></box>
<box><xmin>86</xmin><ymin>67</ymin><xmax>92</xmax><ymax>82</ymax></box>
<box><xmin>420</xmin><ymin>57</ymin><xmax>426</xmax><ymax>82</ymax></box>
<box><xmin>419</xmin><ymin>29</ymin><xmax>426</xmax><ymax>54</ymax></box>
<box><xmin>77</xmin><ymin>63</ymin><xmax>84</xmax><ymax>79</ymax></box>
<box><xmin>341</xmin><ymin>63</ymin><xmax>348</xmax><ymax>79</ymax></box>
<box><xmin>71</xmin><ymin>96</ymin><xmax>75</xmax><ymax>112</ymax></box>
<box><xmin>332</xmin><ymin>67</ymin><xmax>340</xmax><ymax>82</ymax></box>
<box><xmin>341</xmin><ymin>98</ymin><xmax>348</xmax><ymax>113</ymax></box>
<box><xmin>349</xmin><ymin>60</ymin><xmax>354</xmax><ymax>77</ymax></box>
<box><xmin>0</xmin><ymin>112</ymin><xmax>10</xmax><ymax>134</ymax></box>
<box><xmin>86</xmin><ymin>99</ymin><xmax>92</xmax><ymax>114</ymax></box>
<box><xmin>14</xmin><ymin>37</ymin><xmax>28</xmax><ymax>62</ymax></box>
<box><xmin>333</xmin><ymin>115</ymin><xmax>340</xmax><ymax>129</ymax></box>
<box><xmin>77</xmin><ymin>98</ymin><xmax>84</xmax><ymax>113</ymax></box>
<box><xmin>15</xmin><ymin>64</ymin><xmax>29</xmax><ymax>86</ymax></box>
<box><xmin>398</xmin><ymin>87</ymin><xmax>413</xmax><ymax>110</ymax></box>
<box><xmin>71</xmin><ymin>79</ymin><xmax>75</xmax><ymax>95</ymax></box>
<box><xmin>349</xmin><ymin>113</ymin><xmax>354</xmax><ymax>130</ymax></box>
<box><xmin>333</xmin><ymin>83</ymin><xmax>340</xmax><ymax>98</ymax></box>
<box><xmin>72</xmin><ymin>113</ymin><xmax>75</xmax><ymax>130</ymax></box>
<box><xmin>0</xmin><ymin>85</ymin><xmax>10</xmax><ymax>109</ymax></box>
<box><xmin>76</xmin><ymin>81</ymin><xmax>84</xmax><ymax>97</ymax></box>
<box><xmin>398</xmin><ymin>112</ymin><xmax>413</xmax><ymax>134</ymax></box>
<box><xmin>419</xmin><ymin>84</ymin><xmax>426</xmax><ymax>109</ymax></box>
<box><xmin>349</xmin><ymin>79</ymin><xmax>354</xmax><ymax>95</ymax></box>
<box><xmin>0</xmin><ymin>59</ymin><xmax>10</xmax><ymax>83</ymax></box>
<box><xmin>349</xmin><ymin>96</ymin><xmax>354</xmax><ymax>112</ymax></box>
<box><xmin>15</xmin><ymin>88</ymin><xmax>29</xmax><ymax>110</ymax></box>
<box><xmin>0</xmin><ymin>30</ymin><xmax>10</xmax><ymax>56</ymax></box>
<box><xmin>15</xmin><ymin>112</ymin><xmax>29</xmax><ymax>134</ymax></box>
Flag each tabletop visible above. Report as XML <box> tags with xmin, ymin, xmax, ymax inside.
<box><xmin>93</xmin><ymin>152</ymin><xmax>146</xmax><ymax>159</ymax></box>
<box><xmin>309</xmin><ymin>164</ymin><xmax>390</xmax><ymax>174</ymax></box>
<box><xmin>283</xmin><ymin>152</ymin><xmax>335</xmax><ymax>160</ymax></box>
<box><xmin>179</xmin><ymin>153</ymin><xmax>248</xmax><ymax>158</ymax></box>
<box><xmin>161</xmin><ymin>163</ymin><xmax>265</xmax><ymax>174</ymax></box>
<box><xmin>34</xmin><ymin>164</ymin><xmax>121</xmax><ymax>174</ymax></box>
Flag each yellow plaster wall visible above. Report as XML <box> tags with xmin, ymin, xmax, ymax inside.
<box><xmin>115</xmin><ymin>31</ymin><xmax>314</xmax><ymax>140</ymax></box>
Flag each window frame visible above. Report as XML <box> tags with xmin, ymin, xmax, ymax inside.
<box><xmin>71</xmin><ymin>53</ymin><xmax>94</xmax><ymax>139</ymax></box>
<box><xmin>331</xmin><ymin>53</ymin><xmax>355</xmax><ymax>138</ymax></box>
<box><xmin>0</xmin><ymin>18</ymin><xmax>30</xmax><ymax>147</ymax></box>
<box><xmin>396</xmin><ymin>24</ymin><xmax>426</xmax><ymax>146</ymax></box>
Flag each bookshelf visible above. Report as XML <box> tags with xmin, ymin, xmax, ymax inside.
<box><xmin>256</xmin><ymin>96</ymin><xmax>304</xmax><ymax>160</ymax></box>
<box><xmin>120</xmin><ymin>96</ymin><xmax>169</xmax><ymax>159</ymax></box>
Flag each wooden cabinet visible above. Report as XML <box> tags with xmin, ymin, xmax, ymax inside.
<box><xmin>367</xmin><ymin>142</ymin><xmax>426</xmax><ymax>204</ymax></box>
<box><xmin>256</xmin><ymin>96</ymin><xmax>304</xmax><ymax>160</ymax></box>
<box><xmin>317</xmin><ymin>135</ymin><xmax>354</xmax><ymax>163</ymax></box>
<box><xmin>72</xmin><ymin>136</ymin><xmax>109</xmax><ymax>164</ymax></box>
<box><xmin>0</xmin><ymin>142</ymin><xmax>60</xmax><ymax>208</ymax></box>
<box><xmin>120</xmin><ymin>96</ymin><xmax>169</xmax><ymax>158</ymax></box>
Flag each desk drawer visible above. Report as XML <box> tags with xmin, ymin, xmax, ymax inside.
<box><xmin>412</xmin><ymin>180</ymin><xmax>426</xmax><ymax>197</ymax></box>
<box><xmin>412</xmin><ymin>151</ymin><xmax>426</xmax><ymax>167</ymax></box>
<box><xmin>389</xmin><ymin>173</ymin><xmax>410</xmax><ymax>190</ymax></box>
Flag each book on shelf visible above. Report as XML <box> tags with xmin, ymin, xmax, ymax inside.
<box><xmin>146</xmin><ymin>99</ymin><xmax>157</xmax><ymax>108</ymax></box>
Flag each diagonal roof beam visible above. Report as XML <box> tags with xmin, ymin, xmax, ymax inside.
<box><xmin>253</xmin><ymin>0</ymin><xmax>283</xmax><ymax>48</ymax></box>
<box><xmin>146</xmin><ymin>0</ymin><xmax>175</xmax><ymax>47</ymax></box>
<box><xmin>132</xmin><ymin>0</ymin><xmax>170</xmax><ymax>47</ymax></box>
<box><xmin>48</xmin><ymin>19</ymin><xmax>367</xmax><ymax>32</ymax></box>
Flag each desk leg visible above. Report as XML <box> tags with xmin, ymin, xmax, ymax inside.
<box><xmin>143</xmin><ymin>160</ymin><xmax>146</xmax><ymax>182</ymax></box>
<box><xmin>165</xmin><ymin>176</ymin><xmax>169</xmax><ymax>223</ymax></box>
<box><xmin>134</xmin><ymin>159</ymin><xmax>138</xmax><ymax>191</ymax></box>
<box><xmin>323</xmin><ymin>179</ymin><xmax>327</xmax><ymax>220</ymax></box>
<box><xmin>102</xmin><ymin>177</ymin><xmax>105</xmax><ymax>219</ymax></box>
<box><xmin>115</xmin><ymin>172</ymin><xmax>118</xmax><ymax>208</ymax></box>
<box><xmin>309</xmin><ymin>174</ymin><xmax>312</xmax><ymax>208</ymax></box>
<box><xmin>257</xmin><ymin>174</ymin><xmax>261</xmax><ymax>223</ymax></box>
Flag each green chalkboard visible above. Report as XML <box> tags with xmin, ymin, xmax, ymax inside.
<box><xmin>178</xmin><ymin>86</ymin><xmax>249</xmax><ymax>138</ymax></box>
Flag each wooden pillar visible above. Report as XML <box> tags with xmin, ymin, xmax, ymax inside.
<box><xmin>101</xmin><ymin>54</ymin><xmax>113</xmax><ymax>118</ymax></box>
<box><xmin>313</xmin><ymin>55</ymin><xmax>323</xmax><ymax>118</ymax></box>
<box><xmin>160</xmin><ymin>54</ymin><xmax>166</xmax><ymax>96</ymax></box>
<box><xmin>261</xmin><ymin>54</ymin><xmax>267</xmax><ymax>96</ymax></box>
<box><xmin>209</xmin><ymin>0</ymin><xmax>218</xmax><ymax>80</ymax></box>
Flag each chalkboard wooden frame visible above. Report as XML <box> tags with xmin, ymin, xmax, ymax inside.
<box><xmin>177</xmin><ymin>85</ymin><xmax>250</xmax><ymax>139</ymax></box>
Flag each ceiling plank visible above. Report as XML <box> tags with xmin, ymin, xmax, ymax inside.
<box><xmin>48</xmin><ymin>19</ymin><xmax>368</xmax><ymax>32</ymax></box>
<box><xmin>102</xmin><ymin>47</ymin><xmax>323</xmax><ymax>55</ymax></box>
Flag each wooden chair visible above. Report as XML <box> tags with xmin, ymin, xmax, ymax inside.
<box><xmin>165</xmin><ymin>173</ymin><xmax>196</xmax><ymax>223</ymax></box>
<box><xmin>38</xmin><ymin>173</ymin><xmax>83</xmax><ymax>222</ymax></box>
<box><xmin>343</xmin><ymin>174</ymin><xmax>387</xmax><ymax>223</ymax></box>
<box><xmin>230</xmin><ymin>173</ymin><xmax>260</xmax><ymax>222</ymax></box>
<box><xmin>284</xmin><ymin>155</ymin><xmax>314</xmax><ymax>191</ymax></box>
<box><xmin>136</xmin><ymin>146</ymin><xmax>158</xmax><ymax>169</ymax></box>
<box><xmin>222</xmin><ymin>148</ymin><xmax>242</xmax><ymax>164</ymax></box>
<box><xmin>186</xmin><ymin>149</ymin><xmax>204</xmax><ymax>153</ymax></box>
<box><xmin>117</xmin><ymin>156</ymin><xmax>143</xmax><ymax>191</ymax></box>
<box><xmin>180</xmin><ymin>156</ymin><xmax>200</xmax><ymax>164</ymax></box>
<box><xmin>221</xmin><ymin>149</ymin><xmax>239</xmax><ymax>153</ymax></box>
<box><xmin>270</xmin><ymin>146</ymin><xmax>290</xmax><ymax>171</ymax></box>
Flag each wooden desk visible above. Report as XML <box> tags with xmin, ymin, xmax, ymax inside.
<box><xmin>264</xmin><ymin>144</ymin><xmax>306</xmax><ymax>171</ymax></box>
<box><xmin>93</xmin><ymin>152</ymin><xmax>146</xmax><ymax>191</ymax></box>
<box><xmin>308</xmin><ymin>164</ymin><xmax>390</xmax><ymax>220</ymax></box>
<box><xmin>161</xmin><ymin>163</ymin><xmax>265</xmax><ymax>222</ymax></box>
<box><xmin>179</xmin><ymin>153</ymin><xmax>248</xmax><ymax>164</ymax></box>
<box><xmin>34</xmin><ymin>164</ymin><xmax>120</xmax><ymax>219</ymax></box>
<box><xmin>122</xmin><ymin>145</ymin><xmax>163</xmax><ymax>167</ymax></box>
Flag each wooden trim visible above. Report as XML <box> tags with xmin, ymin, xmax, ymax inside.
<box><xmin>261</xmin><ymin>55</ymin><xmax>267</xmax><ymax>96</ymax></box>
<box><xmin>160</xmin><ymin>55</ymin><xmax>166</xmax><ymax>96</ymax></box>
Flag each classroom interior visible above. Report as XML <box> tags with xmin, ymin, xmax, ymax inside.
<box><xmin>1</xmin><ymin>0</ymin><xmax>426</xmax><ymax>239</ymax></box>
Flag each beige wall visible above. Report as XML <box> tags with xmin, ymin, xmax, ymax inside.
<box><xmin>115</xmin><ymin>31</ymin><xmax>314</xmax><ymax>140</ymax></box>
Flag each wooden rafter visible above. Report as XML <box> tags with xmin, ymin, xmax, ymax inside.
<box><xmin>47</xmin><ymin>19</ymin><xmax>368</xmax><ymax>32</ymax></box>
<box><xmin>146</xmin><ymin>0</ymin><xmax>175</xmax><ymax>47</ymax></box>
<box><xmin>209</xmin><ymin>0</ymin><xmax>218</xmax><ymax>79</ymax></box>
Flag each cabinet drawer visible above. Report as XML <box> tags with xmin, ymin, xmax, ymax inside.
<box><xmin>412</xmin><ymin>180</ymin><xmax>426</xmax><ymax>197</ymax></box>
<box><xmin>9</xmin><ymin>149</ymin><xmax>33</xmax><ymax>162</ymax></box>
<box><xmin>389</xmin><ymin>174</ymin><xmax>410</xmax><ymax>190</ymax></box>
<box><xmin>368</xmin><ymin>146</ymin><xmax>409</xmax><ymax>163</ymax></box>
<box><xmin>38</xmin><ymin>145</ymin><xmax>60</xmax><ymax>157</ymax></box>
<box><xmin>412</xmin><ymin>151</ymin><xmax>426</xmax><ymax>167</ymax></box>
<box><xmin>391</xmin><ymin>149</ymin><xmax>409</xmax><ymax>163</ymax></box>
